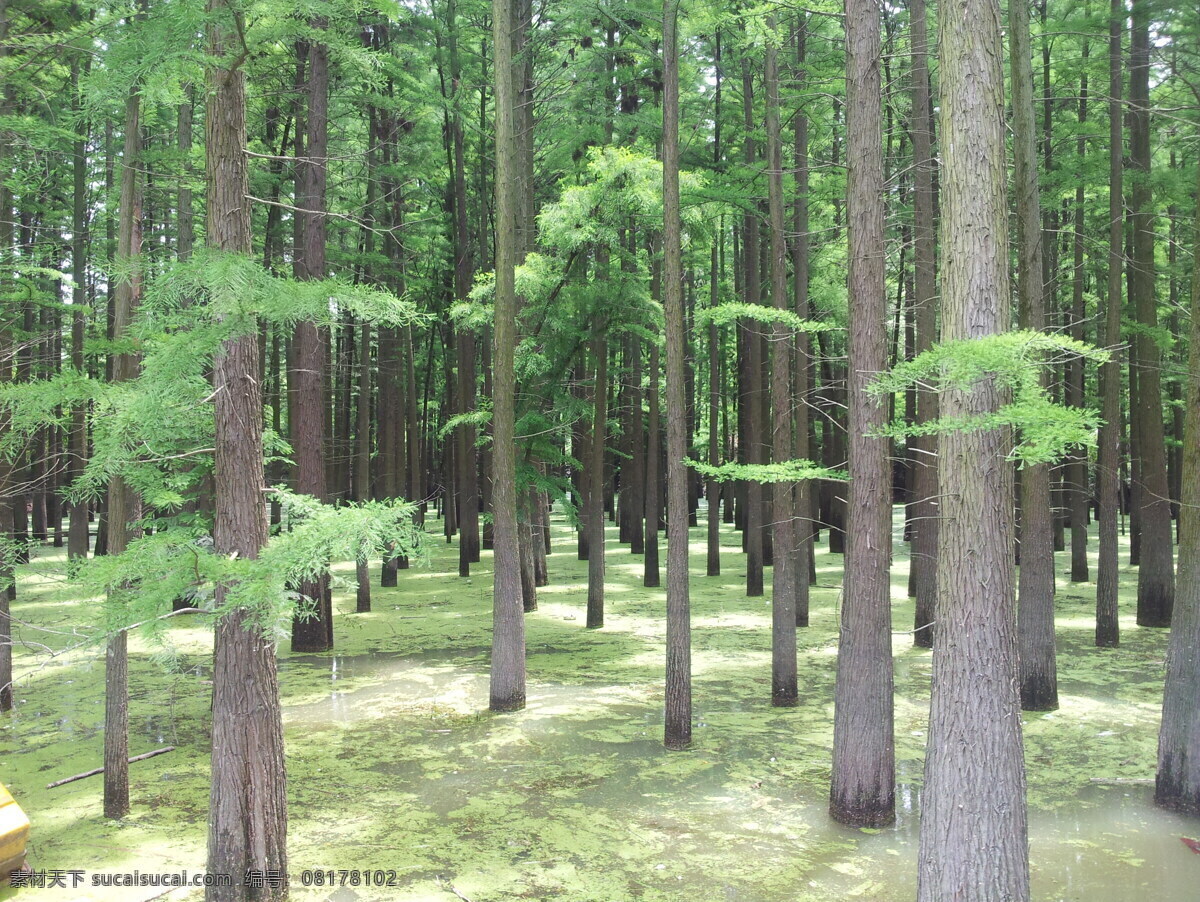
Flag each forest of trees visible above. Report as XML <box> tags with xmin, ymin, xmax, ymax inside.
<box><xmin>0</xmin><ymin>0</ymin><xmax>1197</xmax><ymax>899</ymax></box>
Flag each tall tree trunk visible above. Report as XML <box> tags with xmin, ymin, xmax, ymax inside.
<box><xmin>488</xmin><ymin>0</ymin><xmax>525</xmax><ymax>712</ymax></box>
<box><xmin>290</xmin><ymin>28</ymin><xmax>333</xmax><ymax>652</ymax></box>
<box><xmin>706</xmin><ymin>242</ymin><xmax>721</xmax><ymax>578</ymax></box>
<box><xmin>204</xmin><ymin>1</ymin><xmax>288</xmax><ymax>895</ymax></box>
<box><xmin>628</xmin><ymin>334</ymin><xmax>645</xmax><ymax>556</ymax></box>
<box><xmin>741</xmin><ymin>60</ymin><xmax>764</xmax><ymax>599</ymax></box>
<box><xmin>355</xmin><ymin>319</ymin><xmax>372</xmax><ymax>613</ymax></box>
<box><xmin>791</xmin><ymin>20</ymin><xmax>815</xmax><ymax>609</ymax></box>
<box><xmin>1068</xmin><ymin>48</ymin><xmax>1090</xmax><ymax>584</ymax></box>
<box><xmin>831</xmin><ymin>0</ymin><xmax>894</xmax><ymax>827</ymax></box>
<box><xmin>1128</xmin><ymin>0</ymin><xmax>1174</xmax><ymax>627</ymax></box>
<box><xmin>1094</xmin><ymin>0</ymin><xmax>1123</xmax><ymax>648</ymax></box>
<box><xmin>908</xmin><ymin>0</ymin><xmax>939</xmax><ymax>647</ymax></box>
<box><xmin>765</xmin><ymin>21</ymin><xmax>797</xmax><ymax>708</ymax></box>
<box><xmin>918</xmin><ymin>0</ymin><xmax>1030</xmax><ymax>893</ymax></box>
<box><xmin>646</xmin><ymin>234</ymin><xmax>663</xmax><ymax>588</ymax></box>
<box><xmin>1154</xmin><ymin>155</ymin><xmax>1200</xmax><ymax>815</ymax></box>
<box><xmin>449</xmin><ymin>0</ymin><xmax>479</xmax><ymax>577</ymax></box>
<box><xmin>645</xmin><ymin>338</ymin><xmax>662</xmax><ymax>589</ymax></box>
<box><xmin>104</xmin><ymin>81</ymin><xmax>145</xmax><ymax>822</ymax></box>
<box><xmin>662</xmin><ymin>0</ymin><xmax>691</xmax><ymax>751</ymax></box>
<box><xmin>1011</xmin><ymin>0</ymin><xmax>1058</xmax><ymax>711</ymax></box>
<box><xmin>67</xmin><ymin>58</ymin><xmax>91</xmax><ymax>562</ymax></box>
<box><xmin>587</xmin><ymin>335</ymin><xmax>607</xmax><ymax>628</ymax></box>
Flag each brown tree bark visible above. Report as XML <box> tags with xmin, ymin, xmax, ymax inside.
<box><xmin>765</xmin><ymin>21</ymin><xmax>797</xmax><ymax>708</ymax></box>
<box><xmin>355</xmin><ymin>319</ymin><xmax>372</xmax><ymax>613</ymax></box>
<box><xmin>908</xmin><ymin>0</ymin><xmax>939</xmax><ymax>647</ymax></box>
<box><xmin>662</xmin><ymin>0</ymin><xmax>691</xmax><ymax>750</ymax></box>
<box><xmin>706</xmin><ymin>242</ymin><xmax>721</xmax><ymax>579</ymax></box>
<box><xmin>103</xmin><ymin>81</ymin><xmax>145</xmax><ymax>822</ymax></box>
<box><xmin>740</xmin><ymin>60</ymin><xmax>764</xmax><ymax>599</ymax></box>
<box><xmin>488</xmin><ymin>0</ymin><xmax>525</xmax><ymax>712</ymax></box>
<box><xmin>831</xmin><ymin>0</ymin><xmax>895</xmax><ymax>827</ymax></box>
<box><xmin>645</xmin><ymin>337</ymin><xmax>661</xmax><ymax>589</ymax></box>
<box><xmin>204</xmin><ymin>1</ymin><xmax>288</xmax><ymax>895</ymax></box>
<box><xmin>1094</xmin><ymin>0</ymin><xmax>1123</xmax><ymax>648</ymax></box>
<box><xmin>67</xmin><ymin>57</ymin><xmax>91</xmax><ymax>562</ymax></box>
<box><xmin>1011</xmin><ymin>0</ymin><xmax>1058</xmax><ymax>712</ymax></box>
<box><xmin>1067</xmin><ymin>48</ymin><xmax>1090</xmax><ymax>584</ymax></box>
<box><xmin>791</xmin><ymin>20</ymin><xmax>815</xmax><ymax>613</ymax></box>
<box><xmin>1128</xmin><ymin>0</ymin><xmax>1174</xmax><ymax>627</ymax></box>
<box><xmin>448</xmin><ymin>0</ymin><xmax>479</xmax><ymax>577</ymax></box>
<box><xmin>628</xmin><ymin>334</ymin><xmax>645</xmax><ymax>556</ymax></box>
<box><xmin>290</xmin><ymin>28</ymin><xmax>333</xmax><ymax>653</ymax></box>
<box><xmin>918</xmin><ymin>0</ymin><xmax>1030</xmax><ymax>893</ymax></box>
<box><xmin>1154</xmin><ymin>153</ymin><xmax>1200</xmax><ymax>815</ymax></box>
<box><xmin>586</xmin><ymin>334</ymin><xmax>607</xmax><ymax>628</ymax></box>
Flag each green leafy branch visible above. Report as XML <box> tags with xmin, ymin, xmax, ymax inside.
<box><xmin>687</xmin><ymin>458</ymin><xmax>847</xmax><ymax>484</ymax></box>
<box><xmin>695</xmin><ymin>302</ymin><xmax>838</xmax><ymax>332</ymax></box>
<box><xmin>80</xmin><ymin>490</ymin><xmax>425</xmax><ymax>642</ymax></box>
<box><xmin>870</xmin><ymin>330</ymin><xmax>1110</xmax><ymax>465</ymax></box>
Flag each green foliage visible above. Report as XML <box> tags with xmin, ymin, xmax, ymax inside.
<box><xmin>81</xmin><ymin>489</ymin><xmax>424</xmax><ymax>642</ymax></box>
<box><xmin>688</xmin><ymin>458</ymin><xmax>847</xmax><ymax>484</ymax></box>
<box><xmin>871</xmin><ymin>330</ymin><xmax>1110</xmax><ymax>465</ymax></box>
<box><xmin>142</xmin><ymin>248</ymin><xmax>425</xmax><ymax>335</ymax></box>
<box><xmin>440</xmin><ymin>403</ymin><xmax>493</xmax><ymax>442</ymax></box>
<box><xmin>696</xmin><ymin>302</ymin><xmax>837</xmax><ymax>332</ymax></box>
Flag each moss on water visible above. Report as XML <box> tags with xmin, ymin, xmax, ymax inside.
<box><xmin>0</xmin><ymin>511</ymin><xmax>1192</xmax><ymax>901</ymax></box>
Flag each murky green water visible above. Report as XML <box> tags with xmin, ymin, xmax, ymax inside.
<box><xmin>1</xmin><ymin>511</ymin><xmax>1196</xmax><ymax>900</ymax></box>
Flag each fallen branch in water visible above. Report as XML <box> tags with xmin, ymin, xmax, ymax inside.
<box><xmin>46</xmin><ymin>747</ymin><xmax>176</xmax><ymax>789</ymax></box>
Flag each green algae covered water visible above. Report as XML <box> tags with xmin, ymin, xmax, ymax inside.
<box><xmin>1</xmin><ymin>511</ymin><xmax>1195</xmax><ymax>901</ymax></box>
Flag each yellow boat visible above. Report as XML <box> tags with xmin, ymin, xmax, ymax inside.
<box><xmin>0</xmin><ymin>783</ymin><xmax>29</xmax><ymax>879</ymax></box>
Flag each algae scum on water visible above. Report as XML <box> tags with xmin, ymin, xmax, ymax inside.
<box><xmin>1</xmin><ymin>510</ymin><xmax>1196</xmax><ymax>901</ymax></box>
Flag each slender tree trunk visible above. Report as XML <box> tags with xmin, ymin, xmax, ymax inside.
<box><xmin>765</xmin><ymin>22</ymin><xmax>797</xmax><ymax>708</ymax></box>
<box><xmin>1011</xmin><ymin>0</ymin><xmax>1058</xmax><ymax>711</ymax></box>
<box><xmin>1128</xmin><ymin>0</ymin><xmax>1174</xmax><ymax>627</ymax></box>
<box><xmin>792</xmin><ymin>21</ymin><xmax>815</xmax><ymax>607</ymax></box>
<box><xmin>1099</xmin><ymin>0</ymin><xmax>1123</xmax><ymax>642</ymax></box>
<box><xmin>645</xmin><ymin>338</ymin><xmax>662</xmax><ymax>589</ymax></box>
<box><xmin>917</xmin><ymin>0</ymin><xmax>1030</xmax><ymax>892</ymax></box>
<box><xmin>378</xmin><ymin>327</ymin><xmax>401</xmax><ymax>586</ymax></box>
<box><xmin>290</xmin><ymin>28</ymin><xmax>333</xmax><ymax>653</ymax></box>
<box><xmin>67</xmin><ymin>58</ymin><xmax>91</xmax><ymax>562</ymax></box>
<box><xmin>628</xmin><ymin>334</ymin><xmax>645</xmax><ymax>556</ymax></box>
<box><xmin>909</xmin><ymin>0</ymin><xmax>939</xmax><ymax>647</ymax></box>
<box><xmin>204</xmin><ymin>2</ymin><xmax>288</xmax><ymax>895</ymax></box>
<box><xmin>662</xmin><ymin>0</ymin><xmax>691</xmax><ymax>750</ymax></box>
<box><xmin>1154</xmin><ymin>156</ymin><xmax>1200</xmax><ymax>815</ymax></box>
<box><xmin>449</xmin><ymin>0</ymin><xmax>479</xmax><ymax>577</ymax></box>
<box><xmin>519</xmin><ymin>501</ymin><xmax>537</xmax><ymax>612</ymax></box>
<box><xmin>587</xmin><ymin>335</ymin><xmax>607</xmax><ymax>628</ymax></box>
<box><xmin>488</xmin><ymin>0</ymin><xmax>525</xmax><ymax>712</ymax></box>
<box><xmin>355</xmin><ymin>320</ymin><xmax>372</xmax><ymax>613</ymax></box>
<box><xmin>1068</xmin><ymin>48</ymin><xmax>1090</xmax><ymax>584</ymax></box>
<box><xmin>741</xmin><ymin>61</ymin><xmax>764</xmax><ymax>599</ymax></box>
<box><xmin>706</xmin><ymin>243</ymin><xmax>721</xmax><ymax>578</ymax></box>
<box><xmin>103</xmin><ymin>80</ymin><xmax>146</xmax><ymax>822</ymax></box>
<box><xmin>1095</xmin><ymin>3</ymin><xmax>1122</xmax><ymax>645</ymax></box>
<box><xmin>831</xmin><ymin>0</ymin><xmax>895</xmax><ymax>826</ymax></box>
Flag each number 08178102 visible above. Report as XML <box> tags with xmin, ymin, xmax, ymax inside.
<box><xmin>300</xmin><ymin>869</ymin><xmax>399</xmax><ymax>887</ymax></box>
